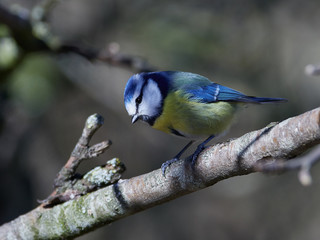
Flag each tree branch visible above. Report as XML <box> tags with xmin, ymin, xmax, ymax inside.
<box><xmin>0</xmin><ymin>107</ymin><xmax>319</xmax><ymax>239</ymax></box>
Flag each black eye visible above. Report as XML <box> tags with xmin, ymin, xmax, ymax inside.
<box><xmin>135</xmin><ymin>95</ymin><xmax>142</xmax><ymax>104</ymax></box>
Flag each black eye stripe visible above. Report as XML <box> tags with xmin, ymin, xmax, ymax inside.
<box><xmin>135</xmin><ymin>78</ymin><xmax>149</xmax><ymax>106</ymax></box>
<box><xmin>136</xmin><ymin>95</ymin><xmax>142</xmax><ymax>104</ymax></box>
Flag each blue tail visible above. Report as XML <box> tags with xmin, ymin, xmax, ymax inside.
<box><xmin>216</xmin><ymin>84</ymin><xmax>287</xmax><ymax>104</ymax></box>
<box><xmin>185</xmin><ymin>82</ymin><xmax>287</xmax><ymax>104</ymax></box>
<box><xmin>238</xmin><ymin>96</ymin><xmax>288</xmax><ymax>104</ymax></box>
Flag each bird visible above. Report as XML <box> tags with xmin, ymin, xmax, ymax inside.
<box><xmin>123</xmin><ymin>71</ymin><xmax>287</xmax><ymax>175</ymax></box>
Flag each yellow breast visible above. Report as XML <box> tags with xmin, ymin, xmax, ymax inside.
<box><xmin>152</xmin><ymin>91</ymin><xmax>238</xmax><ymax>138</ymax></box>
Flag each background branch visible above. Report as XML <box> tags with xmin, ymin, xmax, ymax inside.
<box><xmin>0</xmin><ymin>3</ymin><xmax>155</xmax><ymax>72</ymax></box>
<box><xmin>1</xmin><ymin>107</ymin><xmax>319</xmax><ymax>240</ymax></box>
<box><xmin>255</xmin><ymin>145</ymin><xmax>320</xmax><ymax>186</ymax></box>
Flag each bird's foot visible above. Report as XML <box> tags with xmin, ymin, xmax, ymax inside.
<box><xmin>190</xmin><ymin>135</ymin><xmax>215</xmax><ymax>166</ymax></box>
<box><xmin>161</xmin><ymin>158</ymin><xmax>179</xmax><ymax>177</ymax></box>
<box><xmin>191</xmin><ymin>145</ymin><xmax>205</xmax><ymax>166</ymax></box>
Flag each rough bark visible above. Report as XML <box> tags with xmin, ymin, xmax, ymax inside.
<box><xmin>0</xmin><ymin>107</ymin><xmax>319</xmax><ymax>240</ymax></box>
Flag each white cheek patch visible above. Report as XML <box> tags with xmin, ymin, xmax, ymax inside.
<box><xmin>139</xmin><ymin>79</ymin><xmax>162</xmax><ymax>117</ymax></box>
<box><xmin>125</xmin><ymin>100</ymin><xmax>136</xmax><ymax>116</ymax></box>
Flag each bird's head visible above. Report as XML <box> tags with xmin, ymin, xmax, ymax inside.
<box><xmin>124</xmin><ymin>72</ymin><xmax>169</xmax><ymax>126</ymax></box>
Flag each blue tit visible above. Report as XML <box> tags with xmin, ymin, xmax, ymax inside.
<box><xmin>124</xmin><ymin>71</ymin><xmax>287</xmax><ymax>175</ymax></box>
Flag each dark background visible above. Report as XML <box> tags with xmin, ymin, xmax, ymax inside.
<box><xmin>1</xmin><ymin>0</ymin><xmax>320</xmax><ymax>239</ymax></box>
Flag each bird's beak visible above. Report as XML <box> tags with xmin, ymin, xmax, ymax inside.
<box><xmin>131</xmin><ymin>115</ymin><xmax>139</xmax><ymax>124</ymax></box>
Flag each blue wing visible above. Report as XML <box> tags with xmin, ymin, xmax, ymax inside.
<box><xmin>140</xmin><ymin>71</ymin><xmax>286</xmax><ymax>104</ymax></box>
<box><xmin>186</xmin><ymin>83</ymin><xmax>286</xmax><ymax>104</ymax></box>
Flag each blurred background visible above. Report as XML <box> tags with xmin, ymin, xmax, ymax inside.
<box><xmin>0</xmin><ymin>0</ymin><xmax>320</xmax><ymax>239</ymax></box>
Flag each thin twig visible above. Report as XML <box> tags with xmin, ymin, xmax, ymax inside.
<box><xmin>255</xmin><ymin>145</ymin><xmax>320</xmax><ymax>185</ymax></box>
<box><xmin>57</xmin><ymin>44</ymin><xmax>155</xmax><ymax>72</ymax></box>
<box><xmin>54</xmin><ymin>114</ymin><xmax>109</xmax><ymax>186</ymax></box>
<box><xmin>40</xmin><ymin>113</ymin><xmax>125</xmax><ymax>208</ymax></box>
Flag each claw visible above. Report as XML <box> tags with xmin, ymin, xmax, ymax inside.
<box><xmin>161</xmin><ymin>158</ymin><xmax>179</xmax><ymax>177</ymax></box>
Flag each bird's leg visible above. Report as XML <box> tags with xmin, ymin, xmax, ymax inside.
<box><xmin>161</xmin><ymin>140</ymin><xmax>194</xmax><ymax>176</ymax></box>
<box><xmin>191</xmin><ymin>135</ymin><xmax>215</xmax><ymax>165</ymax></box>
